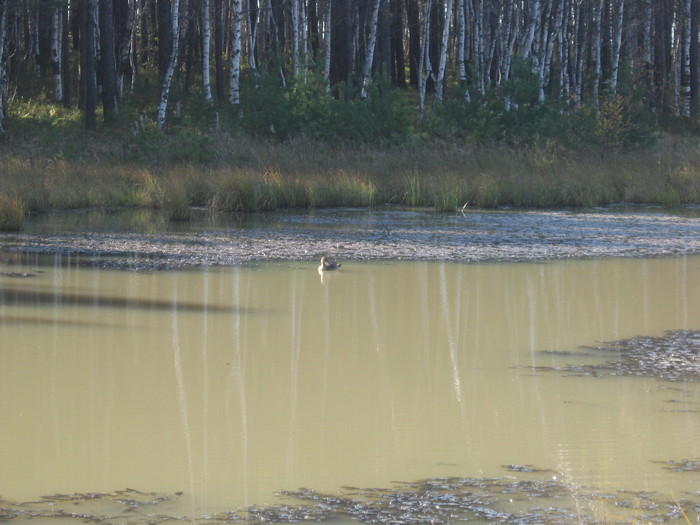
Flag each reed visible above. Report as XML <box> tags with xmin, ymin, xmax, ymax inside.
<box><xmin>0</xmin><ymin>129</ymin><xmax>698</xmax><ymax>215</ymax></box>
<box><xmin>0</xmin><ymin>194</ymin><xmax>26</xmax><ymax>231</ymax></box>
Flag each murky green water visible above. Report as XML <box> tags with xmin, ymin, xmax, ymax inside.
<box><xmin>1</xmin><ymin>254</ymin><xmax>699</xmax><ymax>522</ymax></box>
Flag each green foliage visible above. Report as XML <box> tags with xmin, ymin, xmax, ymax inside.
<box><xmin>238</xmin><ymin>72</ymin><xmax>411</xmax><ymax>144</ymax></box>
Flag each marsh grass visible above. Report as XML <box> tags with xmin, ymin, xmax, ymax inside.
<box><xmin>0</xmin><ymin>194</ymin><xmax>26</xmax><ymax>231</ymax></box>
<box><xmin>1</xmin><ymin>127</ymin><xmax>699</xmax><ymax>217</ymax></box>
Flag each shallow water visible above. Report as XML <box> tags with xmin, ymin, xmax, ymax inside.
<box><xmin>1</xmin><ymin>249</ymin><xmax>699</xmax><ymax>522</ymax></box>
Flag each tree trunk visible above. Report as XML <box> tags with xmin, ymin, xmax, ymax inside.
<box><xmin>82</xmin><ymin>0</ymin><xmax>98</xmax><ymax>131</ymax></box>
<box><xmin>417</xmin><ymin>0</ymin><xmax>432</xmax><ymax>110</ymax></box>
<box><xmin>157</xmin><ymin>0</ymin><xmax>180</xmax><ymax>131</ymax></box>
<box><xmin>247</xmin><ymin>0</ymin><xmax>260</xmax><ymax>75</ymax></box>
<box><xmin>434</xmin><ymin>0</ymin><xmax>452</xmax><ymax>101</ymax></box>
<box><xmin>691</xmin><ymin>0</ymin><xmax>699</xmax><ymax>117</ymax></box>
<box><xmin>456</xmin><ymin>0</ymin><xmax>467</xmax><ymax>99</ymax></box>
<box><xmin>520</xmin><ymin>0</ymin><xmax>540</xmax><ymax>59</ymax></box>
<box><xmin>291</xmin><ymin>0</ymin><xmax>300</xmax><ymax>76</ymax></box>
<box><xmin>214</xmin><ymin>0</ymin><xmax>225</xmax><ymax>100</ymax></box>
<box><xmin>202</xmin><ymin>0</ymin><xmax>213</xmax><ymax>103</ymax></box>
<box><xmin>360</xmin><ymin>0</ymin><xmax>382</xmax><ymax>98</ymax></box>
<box><xmin>609</xmin><ymin>0</ymin><xmax>625</xmax><ymax>95</ymax></box>
<box><xmin>643</xmin><ymin>0</ymin><xmax>655</xmax><ymax>112</ymax></box>
<box><xmin>390</xmin><ymin>0</ymin><xmax>406</xmax><ymax>88</ymax></box>
<box><xmin>229</xmin><ymin>0</ymin><xmax>243</xmax><ymax>105</ymax></box>
<box><xmin>682</xmin><ymin>0</ymin><xmax>691</xmax><ymax>116</ymax></box>
<box><xmin>51</xmin><ymin>6</ymin><xmax>63</xmax><ymax>102</ymax></box>
<box><xmin>0</xmin><ymin>0</ymin><xmax>8</xmax><ymax>136</ymax></box>
<box><xmin>324</xmin><ymin>0</ymin><xmax>332</xmax><ymax>95</ymax></box>
<box><xmin>406</xmin><ymin>0</ymin><xmax>420</xmax><ymax>88</ymax></box>
<box><xmin>591</xmin><ymin>0</ymin><xmax>604</xmax><ymax>108</ymax></box>
<box><xmin>157</xmin><ymin>0</ymin><xmax>172</xmax><ymax>79</ymax></box>
<box><xmin>61</xmin><ymin>4</ymin><xmax>72</xmax><ymax>107</ymax></box>
<box><xmin>100</xmin><ymin>0</ymin><xmax>119</xmax><ymax>122</ymax></box>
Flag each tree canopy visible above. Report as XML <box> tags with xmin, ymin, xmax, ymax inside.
<box><xmin>0</xmin><ymin>0</ymin><xmax>697</xmax><ymax>142</ymax></box>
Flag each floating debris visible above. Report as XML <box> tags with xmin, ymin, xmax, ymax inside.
<box><xmin>2</xmin><ymin>467</ymin><xmax>699</xmax><ymax>524</ymax></box>
<box><xmin>655</xmin><ymin>458</ymin><xmax>700</xmax><ymax>472</ymax></box>
<box><xmin>526</xmin><ymin>330</ymin><xmax>700</xmax><ymax>382</ymax></box>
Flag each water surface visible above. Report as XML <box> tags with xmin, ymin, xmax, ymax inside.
<box><xmin>1</xmin><ymin>252</ymin><xmax>698</xmax><ymax>522</ymax></box>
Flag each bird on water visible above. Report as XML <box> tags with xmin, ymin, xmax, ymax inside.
<box><xmin>318</xmin><ymin>256</ymin><xmax>341</xmax><ymax>272</ymax></box>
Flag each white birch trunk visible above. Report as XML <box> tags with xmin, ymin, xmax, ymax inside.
<box><xmin>435</xmin><ymin>0</ymin><xmax>453</xmax><ymax>101</ymax></box>
<box><xmin>229</xmin><ymin>0</ymin><xmax>243</xmax><ymax>104</ymax></box>
<box><xmin>682</xmin><ymin>0</ymin><xmax>691</xmax><ymax>116</ymax></box>
<box><xmin>572</xmin><ymin>0</ymin><xmax>586</xmax><ymax>106</ymax></box>
<box><xmin>300</xmin><ymin>0</ymin><xmax>308</xmax><ymax>81</ymax></box>
<box><xmin>0</xmin><ymin>1</ymin><xmax>8</xmax><ymax>135</ymax></box>
<box><xmin>609</xmin><ymin>0</ymin><xmax>625</xmax><ymax>95</ymax></box>
<box><xmin>591</xmin><ymin>0</ymin><xmax>604</xmax><ymax>108</ymax></box>
<box><xmin>474</xmin><ymin>0</ymin><xmax>484</xmax><ymax>95</ymax></box>
<box><xmin>539</xmin><ymin>0</ymin><xmax>562</xmax><ymax>103</ymax></box>
<box><xmin>559</xmin><ymin>0</ymin><xmax>571</xmax><ymax>102</ymax></box>
<box><xmin>643</xmin><ymin>0</ymin><xmax>655</xmax><ymax>112</ymax></box>
<box><xmin>51</xmin><ymin>7</ymin><xmax>63</xmax><ymax>102</ymax></box>
<box><xmin>157</xmin><ymin>0</ymin><xmax>181</xmax><ymax>131</ymax></box>
<box><xmin>247</xmin><ymin>0</ymin><xmax>260</xmax><ymax>75</ymax></box>
<box><xmin>520</xmin><ymin>0</ymin><xmax>541</xmax><ymax>59</ymax></box>
<box><xmin>418</xmin><ymin>0</ymin><xmax>433</xmax><ymax>110</ymax></box>
<box><xmin>291</xmin><ymin>0</ymin><xmax>300</xmax><ymax>77</ymax></box>
<box><xmin>360</xmin><ymin>0</ymin><xmax>382</xmax><ymax>99</ymax></box>
<box><xmin>457</xmin><ymin>0</ymin><xmax>470</xmax><ymax>103</ymax></box>
<box><xmin>202</xmin><ymin>0</ymin><xmax>213</xmax><ymax>103</ymax></box>
<box><xmin>324</xmin><ymin>0</ymin><xmax>332</xmax><ymax>96</ymax></box>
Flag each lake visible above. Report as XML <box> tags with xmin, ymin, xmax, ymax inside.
<box><xmin>0</xmin><ymin>208</ymin><xmax>699</xmax><ymax>523</ymax></box>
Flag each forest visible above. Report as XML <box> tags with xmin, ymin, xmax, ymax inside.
<box><xmin>0</xmin><ymin>0</ymin><xmax>699</xmax><ymax>141</ymax></box>
<box><xmin>1</xmin><ymin>0</ymin><xmax>700</xmax><ymax>226</ymax></box>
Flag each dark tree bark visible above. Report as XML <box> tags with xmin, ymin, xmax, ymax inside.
<box><xmin>406</xmin><ymin>0</ymin><xmax>421</xmax><ymax>88</ymax></box>
<box><xmin>691</xmin><ymin>0</ymin><xmax>699</xmax><ymax>117</ymax></box>
<box><xmin>158</xmin><ymin>0</ymin><xmax>172</xmax><ymax>79</ymax></box>
<box><xmin>214</xmin><ymin>0</ymin><xmax>225</xmax><ymax>100</ymax></box>
<box><xmin>80</xmin><ymin>0</ymin><xmax>98</xmax><ymax>130</ymax></box>
<box><xmin>330</xmin><ymin>0</ymin><xmax>352</xmax><ymax>86</ymax></box>
<box><xmin>390</xmin><ymin>0</ymin><xmax>406</xmax><ymax>87</ymax></box>
<box><xmin>100</xmin><ymin>0</ymin><xmax>119</xmax><ymax>122</ymax></box>
<box><xmin>61</xmin><ymin>4</ymin><xmax>71</xmax><ymax>107</ymax></box>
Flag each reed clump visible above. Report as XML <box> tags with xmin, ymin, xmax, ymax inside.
<box><xmin>0</xmin><ymin>194</ymin><xmax>26</xmax><ymax>231</ymax></box>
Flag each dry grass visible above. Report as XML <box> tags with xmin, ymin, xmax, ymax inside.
<box><xmin>1</xmin><ymin>131</ymin><xmax>698</xmax><ymax>229</ymax></box>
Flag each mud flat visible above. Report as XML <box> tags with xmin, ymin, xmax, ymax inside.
<box><xmin>1</xmin><ymin>207</ymin><xmax>699</xmax><ymax>270</ymax></box>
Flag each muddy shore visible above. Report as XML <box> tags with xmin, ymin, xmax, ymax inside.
<box><xmin>1</xmin><ymin>207</ymin><xmax>699</xmax><ymax>270</ymax></box>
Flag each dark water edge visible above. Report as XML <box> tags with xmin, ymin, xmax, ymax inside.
<box><xmin>1</xmin><ymin>206</ymin><xmax>699</xmax><ymax>270</ymax></box>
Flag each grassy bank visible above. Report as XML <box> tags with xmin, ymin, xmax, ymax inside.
<box><xmin>1</xmin><ymin>105</ymin><xmax>699</xmax><ymax>230</ymax></box>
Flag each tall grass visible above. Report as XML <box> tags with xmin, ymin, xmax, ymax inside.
<box><xmin>1</xmin><ymin>125</ymin><xmax>699</xmax><ymax>217</ymax></box>
<box><xmin>0</xmin><ymin>194</ymin><xmax>26</xmax><ymax>231</ymax></box>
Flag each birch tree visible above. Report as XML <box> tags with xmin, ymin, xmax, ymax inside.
<box><xmin>324</xmin><ymin>0</ymin><xmax>332</xmax><ymax>96</ymax></box>
<box><xmin>434</xmin><ymin>0</ymin><xmax>453</xmax><ymax>102</ymax></box>
<box><xmin>50</xmin><ymin>5</ymin><xmax>63</xmax><ymax>102</ymax></box>
<box><xmin>0</xmin><ymin>0</ymin><xmax>8</xmax><ymax>136</ymax></box>
<box><xmin>590</xmin><ymin>0</ymin><xmax>604</xmax><ymax>109</ymax></box>
<box><xmin>202</xmin><ymin>0</ymin><xmax>213</xmax><ymax>103</ymax></box>
<box><xmin>229</xmin><ymin>0</ymin><xmax>243</xmax><ymax>105</ymax></box>
<box><xmin>609</xmin><ymin>0</ymin><xmax>625</xmax><ymax>95</ymax></box>
<box><xmin>681</xmin><ymin>0</ymin><xmax>691</xmax><ymax>116</ymax></box>
<box><xmin>157</xmin><ymin>0</ymin><xmax>181</xmax><ymax>131</ymax></box>
<box><xmin>417</xmin><ymin>0</ymin><xmax>432</xmax><ymax>110</ymax></box>
<box><xmin>360</xmin><ymin>0</ymin><xmax>382</xmax><ymax>99</ymax></box>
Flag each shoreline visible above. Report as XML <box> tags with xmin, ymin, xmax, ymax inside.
<box><xmin>2</xmin><ymin>207</ymin><xmax>699</xmax><ymax>271</ymax></box>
